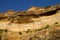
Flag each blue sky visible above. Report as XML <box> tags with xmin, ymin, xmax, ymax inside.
<box><xmin>0</xmin><ymin>0</ymin><xmax>60</xmax><ymax>12</ymax></box>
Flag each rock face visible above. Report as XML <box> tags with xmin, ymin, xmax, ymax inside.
<box><xmin>0</xmin><ymin>4</ymin><xmax>60</xmax><ymax>40</ymax></box>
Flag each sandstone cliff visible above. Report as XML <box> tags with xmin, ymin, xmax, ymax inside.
<box><xmin>0</xmin><ymin>4</ymin><xmax>60</xmax><ymax>40</ymax></box>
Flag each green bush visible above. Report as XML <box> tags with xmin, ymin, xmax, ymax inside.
<box><xmin>37</xmin><ymin>28</ymin><xmax>41</xmax><ymax>31</ymax></box>
<box><xmin>34</xmin><ymin>28</ymin><xmax>42</xmax><ymax>32</ymax></box>
<box><xmin>34</xmin><ymin>29</ymin><xmax>38</xmax><ymax>32</ymax></box>
<box><xmin>0</xmin><ymin>29</ymin><xmax>3</xmax><ymax>34</ymax></box>
<box><xmin>55</xmin><ymin>22</ymin><xmax>58</xmax><ymax>24</ymax></box>
<box><xmin>0</xmin><ymin>29</ymin><xmax>3</xmax><ymax>40</ymax></box>
<box><xmin>26</xmin><ymin>29</ymin><xmax>32</xmax><ymax>33</ymax></box>
<box><xmin>44</xmin><ymin>25</ymin><xmax>50</xmax><ymax>29</ymax></box>
<box><xmin>19</xmin><ymin>31</ymin><xmax>22</xmax><ymax>35</ymax></box>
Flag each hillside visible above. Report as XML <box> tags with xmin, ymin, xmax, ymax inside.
<box><xmin>0</xmin><ymin>4</ymin><xmax>60</xmax><ymax>40</ymax></box>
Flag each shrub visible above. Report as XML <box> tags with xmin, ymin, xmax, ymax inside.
<box><xmin>34</xmin><ymin>28</ymin><xmax>42</xmax><ymax>32</ymax></box>
<box><xmin>37</xmin><ymin>28</ymin><xmax>41</xmax><ymax>31</ymax></box>
<box><xmin>4</xmin><ymin>29</ymin><xmax>8</xmax><ymax>32</ymax></box>
<box><xmin>55</xmin><ymin>22</ymin><xmax>58</xmax><ymax>24</ymax></box>
<box><xmin>0</xmin><ymin>29</ymin><xmax>3</xmax><ymax>40</ymax></box>
<box><xmin>44</xmin><ymin>25</ymin><xmax>50</xmax><ymax>29</ymax></box>
<box><xmin>26</xmin><ymin>29</ymin><xmax>32</xmax><ymax>33</ymax></box>
<box><xmin>19</xmin><ymin>31</ymin><xmax>22</xmax><ymax>35</ymax></box>
<box><xmin>0</xmin><ymin>29</ymin><xmax>3</xmax><ymax>34</ymax></box>
<box><xmin>0</xmin><ymin>35</ymin><xmax>1</xmax><ymax>40</ymax></box>
<box><xmin>29</xmin><ymin>37</ymin><xmax>32</xmax><ymax>40</ymax></box>
<box><xmin>34</xmin><ymin>29</ymin><xmax>37</xmax><ymax>32</ymax></box>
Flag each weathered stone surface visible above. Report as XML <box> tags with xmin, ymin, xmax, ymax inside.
<box><xmin>0</xmin><ymin>4</ymin><xmax>60</xmax><ymax>40</ymax></box>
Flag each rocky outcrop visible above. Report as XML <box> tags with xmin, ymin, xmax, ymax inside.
<box><xmin>0</xmin><ymin>4</ymin><xmax>60</xmax><ymax>40</ymax></box>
